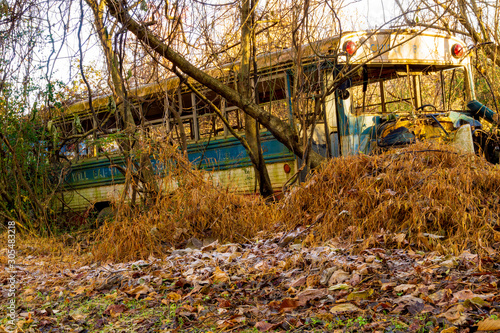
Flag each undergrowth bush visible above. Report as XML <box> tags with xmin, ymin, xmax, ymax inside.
<box><xmin>279</xmin><ymin>142</ymin><xmax>500</xmax><ymax>254</ymax></box>
<box><xmin>92</xmin><ymin>141</ymin><xmax>500</xmax><ymax>261</ymax></box>
<box><xmin>91</xmin><ymin>140</ymin><xmax>276</xmax><ymax>262</ymax></box>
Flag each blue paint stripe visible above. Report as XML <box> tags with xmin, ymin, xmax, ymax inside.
<box><xmin>63</xmin><ymin>132</ymin><xmax>296</xmax><ymax>190</ymax></box>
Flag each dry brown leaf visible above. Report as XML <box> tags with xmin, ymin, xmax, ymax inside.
<box><xmin>217</xmin><ymin>298</ymin><xmax>232</xmax><ymax>308</ymax></box>
<box><xmin>255</xmin><ymin>321</ymin><xmax>278</xmax><ymax>332</ymax></box>
<box><xmin>212</xmin><ymin>266</ymin><xmax>230</xmax><ymax>283</ymax></box>
<box><xmin>201</xmin><ymin>240</ymin><xmax>218</xmax><ymax>252</ymax></box>
<box><xmin>279</xmin><ymin>298</ymin><xmax>299</xmax><ymax>312</ymax></box>
<box><xmin>124</xmin><ymin>284</ymin><xmax>150</xmax><ymax>297</ymax></box>
<box><xmin>328</xmin><ymin>269</ymin><xmax>350</xmax><ymax>285</ymax></box>
<box><xmin>392</xmin><ymin>295</ymin><xmax>425</xmax><ymax>315</ymax></box>
<box><xmin>71</xmin><ymin>313</ymin><xmax>87</xmax><ymax>321</ymax></box>
<box><xmin>394</xmin><ymin>284</ymin><xmax>416</xmax><ymax>293</ymax></box>
<box><xmin>438</xmin><ymin>305</ymin><xmax>467</xmax><ymax>325</ymax></box>
<box><xmin>290</xmin><ymin>276</ymin><xmax>306</xmax><ymax>288</ymax></box>
<box><xmin>477</xmin><ymin>318</ymin><xmax>500</xmax><ymax>331</ymax></box>
<box><xmin>452</xmin><ymin>289</ymin><xmax>487</xmax><ymax>302</ymax></box>
<box><xmin>381</xmin><ymin>282</ymin><xmax>397</xmax><ymax>291</ymax></box>
<box><xmin>349</xmin><ymin>273</ymin><xmax>361</xmax><ymax>286</ymax></box>
<box><xmin>254</xmin><ymin>261</ymin><xmax>269</xmax><ymax>271</ymax></box>
<box><xmin>104</xmin><ymin>304</ymin><xmax>128</xmax><ymax>317</ymax></box>
<box><xmin>297</xmin><ymin>288</ymin><xmax>327</xmax><ymax>305</ymax></box>
<box><xmin>166</xmin><ymin>292</ymin><xmax>182</xmax><ymax>302</ymax></box>
<box><xmin>330</xmin><ymin>303</ymin><xmax>360</xmax><ymax>314</ymax></box>
<box><xmin>346</xmin><ymin>288</ymin><xmax>374</xmax><ymax>301</ymax></box>
<box><xmin>216</xmin><ymin>319</ymin><xmax>235</xmax><ymax>329</ymax></box>
<box><xmin>428</xmin><ymin>288</ymin><xmax>452</xmax><ymax>303</ymax></box>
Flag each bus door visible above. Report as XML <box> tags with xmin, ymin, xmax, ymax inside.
<box><xmin>325</xmin><ymin>69</ymin><xmax>381</xmax><ymax>157</ymax></box>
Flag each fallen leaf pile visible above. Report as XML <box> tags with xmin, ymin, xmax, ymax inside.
<box><xmin>1</xmin><ymin>233</ymin><xmax>500</xmax><ymax>333</ymax></box>
<box><xmin>279</xmin><ymin>143</ymin><xmax>500</xmax><ymax>254</ymax></box>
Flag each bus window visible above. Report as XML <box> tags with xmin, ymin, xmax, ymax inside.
<box><xmin>261</xmin><ymin>100</ymin><xmax>289</xmax><ymax>122</ymax></box>
<box><xmin>350</xmin><ymin>81</ymin><xmax>382</xmax><ymax>114</ymax></box>
<box><xmin>100</xmin><ymin>138</ymin><xmax>120</xmax><ymax>154</ymax></box>
<box><xmin>420</xmin><ymin>68</ymin><xmax>467</xmax><ymax>112</ymax></box>
<box><xmin>61</xmin><ymin>144</ymin><xmax>76</xmax><ymax>159</ymax></box>
<box><xmin>346</xmin><ymin>70</ymin><xmax>466</xmax><ymax>116</ymax></box>
<box><xmin>198</xmin><ymin>114</ymin><xmax>224</xmax><ymax>138</ymax></box>
<box><xmin>170</xmin><ymin>118</ymin><xmax>193</xmax><ymax>142</ymax></box>
<box><xmin>383</xmin><ymin>76</ymin><xmax>413</xmax><ymax>114</ymax></box>
<box><xmin>226</xmin><ymin>108</ymin><xmax>243</xmax><ymax>132</ymax></box>
<box><xmin>78</xmin><ymin>141</ymin><xmax>89</xmax><ymax>157</ymax></box>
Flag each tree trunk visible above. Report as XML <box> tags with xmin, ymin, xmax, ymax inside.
<box><xmin>87</xmin><ymin>1</ymin><xmax>136</xmax><ymax>139</ymax></box>
<box><xmin>239</xmin><ymin>0</ymin><xmax>274</xmax><ymax>197</ymax></box>
<box><xmin>86</xmin><ymin>0</ymin><xmax>159</xmax><ymax>204</ymax></box>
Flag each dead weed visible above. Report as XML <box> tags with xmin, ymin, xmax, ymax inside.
<box><xmin>91</xmin><ymin>142</ymin><xmax>276</xmax><ymax>262</ymax></box>
<box><xmin>279</xmin><ymin>142</ymin><xmax>500</xmax><ymax>254</ymax></box>
<box><xmin>92</xmin><ymin>141</ymin><xmax>500</xmax><ymax>261</ymax></box>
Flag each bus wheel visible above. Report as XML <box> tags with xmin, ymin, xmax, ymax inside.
<box><xmin>96</xmin><ymin>206</ymin><xmax>115</xmax><ymax>224</ymax></box>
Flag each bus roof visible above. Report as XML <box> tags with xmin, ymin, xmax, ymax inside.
<box><xmin>61</xmin><ymin>28</ymin><xmax>469</xmax><ymax>119</ymax></box>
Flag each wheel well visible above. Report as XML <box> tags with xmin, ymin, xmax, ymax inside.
<box><xmin>94</xmin><ymin>201</ymin><xmax>111</xmax><ymax>212</ymax></box>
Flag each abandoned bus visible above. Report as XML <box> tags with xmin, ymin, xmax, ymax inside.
<box><xmin>57</xmin><ymin>29</ymin><xmax>497</xmax><ymax>212</ymax></box>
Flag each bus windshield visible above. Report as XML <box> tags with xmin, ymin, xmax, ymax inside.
<box><xmin>348</xmin><ymin>67</ymin><xmax>469</xmax><ymax>115</ymax></box>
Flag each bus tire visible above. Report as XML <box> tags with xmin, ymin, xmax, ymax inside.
<box><xmin>96</xmin><ymin>206</ymin><xmax>115</xmax><ymax>223</ymax></box>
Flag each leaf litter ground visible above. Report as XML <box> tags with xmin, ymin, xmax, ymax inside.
<box><xmin>2</xmin><ymin>235</ymin><xmax>500</xmax><ymax>332</ymax></box>
<box><xmin>2</xmin><ymin>143</ymin><xmax>500</xmax><ymax>332</ymax></box>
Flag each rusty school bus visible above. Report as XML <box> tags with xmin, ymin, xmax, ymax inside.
<box><xmin>58</xmin><ymin>29</ymin><xmax>497</xmax><ymax>212</ymax></box>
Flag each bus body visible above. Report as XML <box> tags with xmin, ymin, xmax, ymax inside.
<box><xmin>57</xmin><ymin>29</ymin><xmax>496</xmax><ymax>212</ymax></box>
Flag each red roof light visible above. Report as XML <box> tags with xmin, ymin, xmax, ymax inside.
<box><xmin>452</xmin><ymin>44</ymin><xmax>464</xmax><ymax>58</ymax></box>
<box><xmin>344</xmin><ymin>40</ymin><xmax>357</xmax><ymax>55</ymax></box>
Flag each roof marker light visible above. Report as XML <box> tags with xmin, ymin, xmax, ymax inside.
<box><xmin>344</xmin><ymin>40</ymin><xmax>357</xmax><ymax>56</ymax></box>
<box><xmin>451</xmin><ymin>44</ymin><xmax>464</xmax><ymax>58</ymax></box>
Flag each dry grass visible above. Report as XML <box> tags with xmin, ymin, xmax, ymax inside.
<box><xmin>91</xmin><ymin>141</ymin><xmax>277</xmax><ymax>262</ymax></box>
<box><xmin>279</xmin><ymin>142</ymin><xmax>500</xmax><ymax>254</ymax></box>
<box><xmin>91</xmin><ymin>141</ymin><xmax>500</xmax><ymax>261</ymax></box>
<box><xmin>0</xmin><ymin>230</ymin><xmax>79</xmax><ymax>266</ymax></box>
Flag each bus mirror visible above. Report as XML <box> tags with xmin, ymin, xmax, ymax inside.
<box><xmin>339</xmin><ymin>89</ymin><xmax>350</xmax><ymax>100</ymax></box>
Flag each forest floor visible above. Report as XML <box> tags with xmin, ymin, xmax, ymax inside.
<box><xmin>1</xmin><ymin>231</ymin><xmax>500</xmax><ymax>333</ymax></box>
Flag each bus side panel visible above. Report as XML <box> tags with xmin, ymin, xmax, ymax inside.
<box><xmin>206</xmin><ymin>161</ymin><xmax>296</xmax><ymax>193</ymax></box>
<box><xmin>63</xmin><ymin>157</ymin><xmax>126</xmax><ymax>189</ymax></box>
<box><xmin>187</xmin><ymin>132</ymin><xmax>294</xmax><ymax>170</ymax></box>
<box><xmin>58</xmin><ymin>184</ymin><xmax>126</xmax><ymax>211</ymax></box>
<box><xmin>59</xmin><ymin>132</ymin><xmax>296</xmax><ymax>211</ymax></box>
<box><xmin>188</xmin><ymin>131</ymin><xmax>296</xmax><ymax>192</ymax></box>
